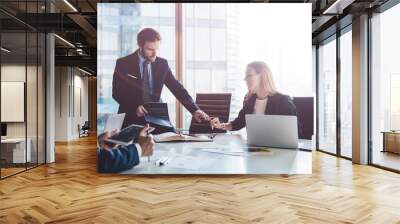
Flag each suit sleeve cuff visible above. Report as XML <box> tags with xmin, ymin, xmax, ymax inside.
<box><xmin>135</xmin><ymin>143</ymin><xmax>142</xmax><ymax>157</ymax></box>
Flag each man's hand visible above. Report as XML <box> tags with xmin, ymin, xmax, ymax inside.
<box><xmin>137</xmin><ymin>124</ymin><xmax>155</xmax><ymax>157</ymax></box>
<box><xmin>136</xmin><ymin>105</ymin><xmax>148</xmax><ymax>117</ymax></box>
<box><xmin>97</xmin><ymin>129</ymin><xmax>118</xmax><ymax>150</ymax></box>
<box><xmin>193</xmin><ymin>109</ymin><xmax>209</xmax><ymax>123</ymax></box>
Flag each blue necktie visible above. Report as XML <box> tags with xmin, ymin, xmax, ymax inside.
<box><xmin>142</xmin><ymin>60</ymin><xmax>153</xmax><ymax>103</ymax></box>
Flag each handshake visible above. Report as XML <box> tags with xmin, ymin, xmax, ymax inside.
<box><xmin>136</xmin><ymin>105</ymin><xmax>208</xmax><ymax>123</ymax></box>
<box><xmin>190</xmin><ymin>110</ymin><xmax>227</xmax><ymax>131</ymax></box>
<box><xmin>136</xmin><ymin>105</ymin><xmax>229</xmax><ymax>131</ymax></box>
<box><xmin>188</xmin><ymin>109</ymin><xmax>231</xmax><ymax>131</ymax></box>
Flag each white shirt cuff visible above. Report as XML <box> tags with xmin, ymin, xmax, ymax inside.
<box><xmin>134</xmin><ymin>143</ymin><xmax>142</xmax><ymax>157</ymax></box>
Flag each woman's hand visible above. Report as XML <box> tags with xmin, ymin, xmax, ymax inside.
<box><xmin>210</xmin><ymin>117</ymin><xmax>222</xmax><ymax>130</ymax></box>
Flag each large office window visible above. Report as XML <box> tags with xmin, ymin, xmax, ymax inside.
<box><xmin>182</xmin><ymin>3</ymin><xmax>312</xmax><ymax>128</ymax></box>
<box><xmin>318</xmin><ymin>37</ymin><xmax>337</xmax><ymax>154</ymax></box>
<box><xmin>317</xmin><ymin>27</ymin><xmax>353</xmax><ymax>159</ymax></box>
<box><xmin>182</xmin><ymin>3</ymin><xmax>241</xmax><ymax>127</ymax></box>
<box><xmin>340</xmin><ymin>28</ymin><xmax>352</xmax><ymax>158</ymax></box>
<box><xmin>371</xmin><ymin>3</ymin><xmax>400</xmax><ymax>171</ymax></box>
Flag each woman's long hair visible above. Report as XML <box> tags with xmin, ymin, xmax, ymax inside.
<box><xmin>244</xmin><ymin>61</ymin><xmax>278</xmax><ymax>103</ymax></box>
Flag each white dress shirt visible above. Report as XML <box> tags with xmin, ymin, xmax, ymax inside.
<box><xmin>254</xmin><ymin>97</ymin><xmax>268</xmax><ymax>115</ymax></box>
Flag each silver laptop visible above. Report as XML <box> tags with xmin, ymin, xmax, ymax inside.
<box><xmin>245</xmin><ymin>114</ymin><xmax>299</xmax><ymax>149</ymax></box>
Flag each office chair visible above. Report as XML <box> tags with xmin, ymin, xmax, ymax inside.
<box><xmin>189</xmin><ymin>93</ymin><xmax>231</xmax><ymax>134</ymax></box>
<box><xmin>79</xmin><ymin>121</ymin><xmax>90</xmax><ymax>138</ymax></box>
<box><xmin>292</xmin><ymin>97</ymin><xmax>314</xmax><ymax>140</ymax></box>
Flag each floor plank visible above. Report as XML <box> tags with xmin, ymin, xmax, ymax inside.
<box><xmin>1</xmin><ymin>135</ymin><xmax>400</xmax><ymax>223</ymax></box>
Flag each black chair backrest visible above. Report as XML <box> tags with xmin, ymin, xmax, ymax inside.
<box><xmin>189</xmin><ymin>93</ymin><xmax>231</xmax><ymax>134</ymax></box>
<box><xmin>82</xmin><ymin>121</ymin><xmax>90</xmax><ymax>129</ymax></box>
<box><xmin>293</xmin><ymin>97</ymin><xmax>314</xmax><ymax>140</ymax></box>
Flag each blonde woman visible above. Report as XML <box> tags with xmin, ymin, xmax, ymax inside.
<box><xmin>210</xmin><ymin>61</ymin><xmax>300</xmax><ymax>133</ymax></box>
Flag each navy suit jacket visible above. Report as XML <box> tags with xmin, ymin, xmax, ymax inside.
<box><xmin>230</xmin><ymin>93</ymin><xmax>302</xmax><ymax>135</ymax></box>
<box><xmin>112</xmin><ymin>50</ymin><xmax>199</xmax><ymax>128</ymax></box>
<box><xmin>97</xmin><ymin>144</ymin><xmax>140</xmax><ymax>173</ymax></box>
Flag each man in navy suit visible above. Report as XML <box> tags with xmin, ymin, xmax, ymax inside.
<box><xmin>112</xmin><ymin>28</ymin><xmax>209</xmax><ymax>128</ymax></box>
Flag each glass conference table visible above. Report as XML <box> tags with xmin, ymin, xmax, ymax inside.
<box><xmin>121</xmin><ymin>132</ymin><xmax>312</xmax><ymax>175</ymax></box>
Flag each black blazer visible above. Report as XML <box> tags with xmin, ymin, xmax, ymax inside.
<box><xmin>230</xmin><ymin>93</ymin><xmax>302</xmax><ymax>135</ymax></box>
<box><xmin>112</xmin><ymin>50</ymin><xmax>199</xmax><ymax>127</ymax></box>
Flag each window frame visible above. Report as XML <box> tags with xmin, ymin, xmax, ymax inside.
<box><xmin>368</xmin><ymin>0</ymin><xmax>400</xmax><ymax>173</ymax></box>
<box><xmin>315</xmin><ymin>24</ymin><xmax>353</xmax><ymax>161</ymax></box>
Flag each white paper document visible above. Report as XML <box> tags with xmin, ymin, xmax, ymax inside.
<box><xmin>166</xmin><ymin>155</ymin><xmax>215</xmax><ymax>170</ymax></box>
<box><xmin>200</xmin><ymin>147</ymin><xmax>273</xmax><ymax>157</ymax></box>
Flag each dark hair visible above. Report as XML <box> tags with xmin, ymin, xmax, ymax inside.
<box><xmin>137</xmin><ymin>28</ymin><xmax>161</xmax><ymax>46</ymax></box>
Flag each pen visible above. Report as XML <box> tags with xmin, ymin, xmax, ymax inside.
<box><xmin>147</xmin><ymin>128</ymin><xmax>150</xmax><ymax>162</ymax></box>
<box><xmin>246</xmin><ymin>146</ymin><xmax>271</xmax><ymax>152</ymax></box>
<box><xmin>127</xmin><ymin>74</ymin><xmax>138</xmax><ymax>79</ymax></box>
<box><xmin>155</xmin><ymin>157</ymin><xmax>169</xmax><ymax>166</ymax></box>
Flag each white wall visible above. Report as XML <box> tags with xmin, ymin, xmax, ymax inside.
<box><xmin>55</xmin><ymin>67</ymin><xmax>89</xmax><ymax>141</ymax></box>
<box><xmin>55</xmin><ymin>67</ymin><xmax>69</xmax><ymax>141</ymax></box>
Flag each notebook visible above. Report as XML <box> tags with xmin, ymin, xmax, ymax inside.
<box><xmin>153</xmin><ymin>132</ymin><xmax>213</xmax><ymax>143</ymax></box>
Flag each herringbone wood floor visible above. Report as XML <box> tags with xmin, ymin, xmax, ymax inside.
<box><xmin>1</xmin><ymin>135</ymin><xmax>400</xmax><ymax>224</ymax></box>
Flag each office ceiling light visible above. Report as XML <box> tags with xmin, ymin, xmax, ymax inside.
<box><xmin>1</xmin><ymin>47</ymin><xmax>11</xmax><ymax>53</ymax></box>
<box><xmin>54</xmin><ymin>34</ymin><xmax>75</xmax><ymax>48</ymax></box>
<box><xmin>322</xmin><ymin>0</ymin><xmax>355</xmax><ymax>14</ymax></box>
<box><xmin>78</xmin><ymin>67</ymin><xmax>92</xmax><ymax>76</ymax></box>
<box><xmin>63</xmin><ymin>0</ymin><xmax>78</xmax><ymax>12</ymax></box>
